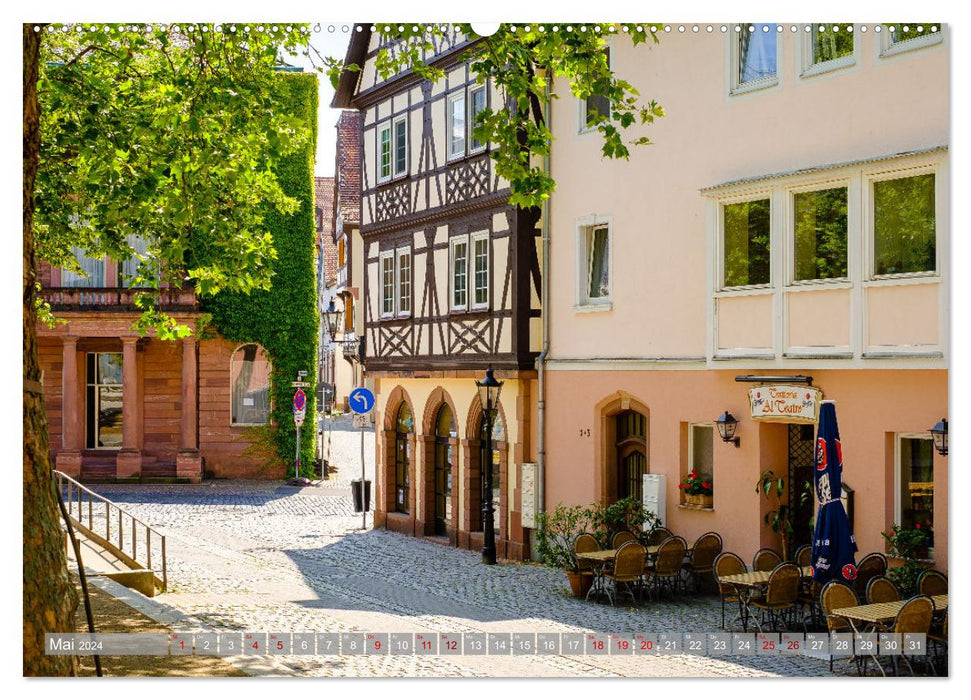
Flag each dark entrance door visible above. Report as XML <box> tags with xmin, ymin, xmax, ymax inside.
<box><xmin>788</xmin><ymin>423</ymin><xmax>816</xmax><ymax>551</ymax></box>
<box><xmin>433</xmin><ymin>404</ymin><xmax>454</xmax><ymax>536</ymax></box>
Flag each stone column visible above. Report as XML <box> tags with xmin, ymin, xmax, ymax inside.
<box><xmin>54</xmin><ymin>336</ymin><xmax>81</xmax><ymax>476</ymax></box>
<box><xmin>176</xmin><ymin>337</ymin><xmax>203</xmax><ymax>482</ymax></box>
<box><xmin>116</xmin><ymin>337</ymin><xmax>142</xmax><ymax>478</ymax></box>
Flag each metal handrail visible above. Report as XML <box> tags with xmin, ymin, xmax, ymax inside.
<box><xmin>54</xmin><ymin>470</ymin><xmax>167</xmax><ymax>592</ymax></box>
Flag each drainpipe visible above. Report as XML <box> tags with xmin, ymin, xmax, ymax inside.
<box><xmin>536</xmin><ymin>70</ymin><xmax>552</xmax><ymax>522</ymax></box>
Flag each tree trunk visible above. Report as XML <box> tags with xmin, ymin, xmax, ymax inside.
<box><xmin>23</xmin><ymin>22</ymin><xmax>79</xmax><ymax>677</ymax></box>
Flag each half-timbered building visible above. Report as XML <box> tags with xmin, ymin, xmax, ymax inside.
<box><xmin>333</xmin><ymin>27</ymin><xmax>541</xmax><ymax>559</ymax></box>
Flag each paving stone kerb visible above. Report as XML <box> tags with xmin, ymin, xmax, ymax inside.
<box><xmin>89</xmin><ymin>482</ymin><xmax>846</xmax><ymax>678</ymax></box>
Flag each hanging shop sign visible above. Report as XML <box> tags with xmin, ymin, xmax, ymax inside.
<box><xmin>748</xmin><ymin>385</ymin><xmax>822</xmax><ymax>424</ymax></box>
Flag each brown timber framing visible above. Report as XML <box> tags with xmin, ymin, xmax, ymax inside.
<box><xmin>336</xmin><ymin>25</ymin><xmax>541</xmax><ymax>375</ymax></box>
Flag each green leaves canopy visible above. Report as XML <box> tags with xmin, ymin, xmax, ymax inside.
<box><xmin>328</xmin><ymin>23</ymin><xmax>665</xmax><ymax>208</ymax></box>
<box><xmin>36</xmin><ymin>23</ymin><xmax>312</xmax><ymax>337</ymax></box>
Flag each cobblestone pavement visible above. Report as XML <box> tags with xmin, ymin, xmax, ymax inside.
<box><xmin>86</xmin><ymin>480</ymin><xmax>847</xmax><ymax>679</ymax></box>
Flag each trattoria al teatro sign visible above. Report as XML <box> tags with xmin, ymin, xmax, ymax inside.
<box><xmin>748</xmin><ymin>385</ymin><xmax>822</xmax><ymax>424</ymax></box>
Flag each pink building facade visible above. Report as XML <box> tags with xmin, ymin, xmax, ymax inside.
<box><xmin>543</xmin><ymin>25</ymin><xmax>948</xmax><ymax>570</ymax></box>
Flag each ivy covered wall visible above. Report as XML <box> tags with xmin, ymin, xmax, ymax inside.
<box><xmin>202</xmin><ymin>71</ymin><xmax>319</xmax><ymax>476</ymax></box>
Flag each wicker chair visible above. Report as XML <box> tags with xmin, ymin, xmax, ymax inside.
<box><xmin>682</xmin><ymin>532</ymin><xmax>723</xmax><ymax>593</ymax></box>
<box><xmin>603</xmin><ymin>541</ymin><xmax>647</xmax><ymax>606</ymax></box>
<box><xmin>752</xmin><ymin>548</ymin><xmax>782</xmax><ymax>572</ymax></box>
<box><xmin>644</xmin><ymin>536</ymin><xmax>687</xmax><ymax>600</ymax></box>
<box><xmin>750</xmin><ymin>563</ymin><xmax>801</xmax><ymax>631</ymax></box>
<box><xmin>611</xmin><ymin>531</ymin><xmax>637</xmax><ymax>549</ymax></box>
<box><xmin>928</xmin><ymin>611</ymin><xmax>947</xmax><ymax>676</ymax></box>
<box><xmin>917</xmin><ymin>569</ymin><xmax>948</xmax><ymax>596</ymax></box>
<box><xmin>865</xmin><ymin>576</ymin><xmax>900</xmax><ymax>605</ymax></box>
<box><xmin>793</xmin><ymin>544</ymin><xmax>812</xmax><ymax>567</ymax></box>
<box><xmin>573</xmin><ymin>533</ymin><xmax>600</xmax><ymax>574</ymax></box>
<box><xmin>714</xmin><ymin>552</ymin><xmax>747</xmax><ymax>630</ymax></box>
<box><xmin>646</xmin><ymin>526</ymin><xmax>674</xmax><ymax>546</ymax></box>
<box><xmin>853</xmin><ymin>553</ymin><xmax>888</xmax><ymax>599</ymax></box>
<box><xmin>871</xmin><ymin>595</ymin><xmax>936</xmax><ymax>676</ymax></box>
<box><xmin>820</xmin><ymin>581</ymin><xmax>858</xmax><ymax>672</ymax></box>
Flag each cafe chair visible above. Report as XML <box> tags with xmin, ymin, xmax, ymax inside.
<box><xmin>682</xmin><ymin>532</ymin><xmax>723</xmax><ymax>593</ymax></box>
<box><xmin>820</xmin><ymin>581</ymin><xmax>858</xmax><ymax>672</ymax></box>
<box><xmin>750</xmin><ymin>563</ymin><xmax>801</xmax><ymax>631</ymax></box>
<box><xmin>611</xmin><ymin>531</ymin><xmax>637</xmax><ymax>549</ymax></box>
<box><xmin>646</xmin><ymin>526</ymin><xmax>674</xmax><ymax>546</ymax></box>
<box><xmin>603</xmin><ymin>541</ymin><xmax>647</xmax><ymax>606</ymax></box>
<box><xmin>865</xmin><ymin>576</ymin><xmax>900</xmax><ymax>605</ymax></box>
<box><xmin>752</xmin><ymin>548</ymin><xmax>782</xmax><ymax>572</ymax></box>
<box><xmin>714</xmin><ymin>552</ymin><xmax>747</xmax><ymax>630</ymax></box>
<box><xmin>917</xmin><ymin>569</ymin><xmax>948</xmax><ymax>596</ymax></box>
<box><xmin>793</xmin><ymin>544</ymin><xmax>812</xmax><ymax>567</ymax></box>
<box><xmin>853</xmin><ymin>552</ymin><xmax>888</xmax><ymax>599</ymax></box>
<box><xmin>573</xmin><ymin>533</ymin><xmax>600</xmax><ymax>574</ymax></box>
<box><xmin>869</xmin><ymin>595</ymin><xmax>935</xmax><ymax>677</ymax></box>
<box><xmin>644</xmin><ymin>536</ymin><xmax>687</xmax><ymax>600</ymax></box>
<box><xmin>928</xmin><ymin>611</ymin><xmax>947</xmax><ymax>676</ymax></box>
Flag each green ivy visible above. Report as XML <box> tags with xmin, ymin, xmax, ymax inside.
<box><xmin>202</xmin><ymin>72</ymin><xmax>319</xmax><ymax>477</ymax></box>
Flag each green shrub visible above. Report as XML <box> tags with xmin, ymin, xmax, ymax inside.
<box><xmin>882</xmin><ymin>524</ymin><xmax>932</xmax><ymax>597</ymax></box>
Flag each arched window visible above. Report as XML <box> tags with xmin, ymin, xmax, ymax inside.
<box><xmin>230</xmin><ymin>344</ymin><xmax>271</xmax><ymax>426</ymax></box>
<box><xmin>616</xmin><ymin>410</ymin><xmax>647</xmax><ymax>501</ymax></box>
<box><xmin>476</xmin><ymin>411</ymin><xmax>505</xmax><ymax>536</ymax></box>
<box><xmin>394</xmin><ymin>402</ymin><xmax>414</xmax><ymax>513</ymax></box>
<box><xmin>433</xmin><ymin>404</ymin><xmax>455</xmax><ymax>536</ymax></box>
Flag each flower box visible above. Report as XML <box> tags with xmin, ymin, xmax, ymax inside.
<box><xmin>684</xmin><ymin>494</ymin><xmax>713</xmax><ymax>508</ymax></box>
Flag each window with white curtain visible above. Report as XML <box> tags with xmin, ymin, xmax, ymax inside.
<box><xmin>230</xmin><ymin>344</ymin><xmax>271</xmax><ymax>426</ymax></box>
<box><xmin>120</xmin><ymin>234</ymin><xmax>152</xmax><ymax>287</ymax></box>
<box><xmin>61</xmin><ymin>246</ymin><xmax>106</xmax><ymax>287</ymax></box>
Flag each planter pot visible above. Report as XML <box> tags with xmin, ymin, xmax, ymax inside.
<box><xmin>566</xmin><ymin>570</ymin><xmax>594</xmax><ymax>598</ymax></box>
<box><xmin>685</xmin><ymin>494</ymin><xmax>713</xmax><ymax>508</ymax></box>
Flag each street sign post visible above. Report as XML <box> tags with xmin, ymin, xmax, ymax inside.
<box><xmin>292</xmin><ymin>372</ymin><xmax>308</xmax><ymax>478</ymax></box>
<box><xmin>349</xmin><ymin>387</ymin><xmax>375</xmax><ymax>529</ymax></box>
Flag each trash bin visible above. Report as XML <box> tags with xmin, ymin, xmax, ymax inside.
<box><xmin>351</xmin><ymin>479</ymin><xmax>371</xmax><ymax>513</ymax></box>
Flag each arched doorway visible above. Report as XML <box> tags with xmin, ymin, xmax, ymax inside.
<box><xmin>433</xmin><ymin>404</ymin><xmax>455</xmax><ymax>536</ymax></box>
<box><xmin>394</xmin><ymin>402</ymin><xmax>414</xmax><ymax>513</ymax></box>
<box><xmin>616</xmin><ymin>410</ymin><xmax>647</xmax><ymax>501</ymax></box>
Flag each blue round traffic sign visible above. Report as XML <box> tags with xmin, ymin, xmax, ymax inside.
<box><xmin>293</xmin><ymin>389</ymin><xmax>306</xmax><ymax>411</ymax></box>
<box><xmin>349</xmin><ymin>387</ymin><xmax>375</xmax><ymax>414</ymax></box>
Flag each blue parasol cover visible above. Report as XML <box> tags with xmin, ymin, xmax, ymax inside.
<box><xmin>810</xmin><ymin>401</ymin><xmax>858</xmax><ymax>585</ymax></box>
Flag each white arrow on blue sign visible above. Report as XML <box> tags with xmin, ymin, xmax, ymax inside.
<box><xmin>349</xmin><ymin>387</ymin><xmax>375</xmax><ymax>414</ymax></box>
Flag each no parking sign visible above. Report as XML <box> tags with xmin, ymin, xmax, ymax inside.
<box><xmin>293</xmin><ymin>389</ymin><xmax>307</xmax><ymax>426</ymax></box>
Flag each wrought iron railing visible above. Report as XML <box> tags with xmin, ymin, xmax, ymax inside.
<box><xmin>54</xmin><ymin>470</ymin><xmax>167</xmax><ymax>592</ymax></box>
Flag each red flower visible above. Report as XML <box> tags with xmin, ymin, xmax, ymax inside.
<box><xmin>703</xmin><ymin>482</ymin><xmax>711</xmax><ymax>489</ymax></box>
<box><xmin>689</xmin><ymin>471</ymin><xmax>697</xmax><ymax>479</ymax></box>
<box><xmin>915</xmin><ymin>523</ymin><xmax>921</xmax><ymax>529</ymax></box>
<box><xmin>678</xmin><ymin>483</ymin><xmax>684</xmax><ymax>489</ymax></box>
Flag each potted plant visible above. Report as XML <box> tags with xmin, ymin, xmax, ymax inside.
<box><xmin>755</xmin><ymin>470</ymin><xmax>812</xmax><ymax>561</ymax></box>
<box><xmin>588</xmin><ymin>496</ymin><xmax>661</xmax><ymax>548</ymax></box>
<box><xmin>882</xmin><ymin>524</ymin><xmax>932</xmax><ymax>597</ymax></box>
<box><xmin>680</xmin><ymin>471</ymin><xmax>714</xmax><ymax>509</ymax></box>
<box><xmin>535</xmin><ymin>504</ymin><xmax>594</xmax><ymax>597</ymax></box>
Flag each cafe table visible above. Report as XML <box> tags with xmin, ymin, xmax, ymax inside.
<box><xmin>829</xmin><ymin>594</ymin><xmax>947</xmax><ymax>676</ymax></box>
<box><xmin>718</xmin><ymin>567</ymin><xmax>813</xmax><ymax>632</ymax></box>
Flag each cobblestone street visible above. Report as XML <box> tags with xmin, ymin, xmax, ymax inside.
<box><xmin>83</xmin><ymin>417</ymin><xmax>842</xmax><ymax>678</ymax></box>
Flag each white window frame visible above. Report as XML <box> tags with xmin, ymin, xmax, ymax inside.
<box><xmin>377</xmin><ymin>122</ymin><xmax>392</xmax><ymax>184</ymax></box>
<box><xmin>800</xmin><ymin>24</ymin><xmax>857</xmax><ymax>79</ymax></box>
<box><xmin>392</xmin><ymin>114</ymin><xmax>408</xmax><ymax>178</ymax></box>
<box><xmin>470</xmin><ymin>230</ymin><xmax>490</xmax><ymax>311</ymax></box>
<box><xmin>575</xmin><ymin>215</ymin><xmax>613</xmax><ymax>310</ymax></box>
<box><xmin>864</xmin><ymin>164</ymin><xmax>939</xmax><ymax>281</ymax></box>
<box><xmin>787</xmin><ymin>179</ymin><xmax>851</xmax><ymax>286</ymax></box>
<box><xmin>449</xmin><ymin>236</ymin><xmax>469</xmax><ymax>312</ymax></box>
<box><xmin>686</xmin><ymin>423</ymin><xmax>715</xmax><ymax>506</ymax></box>
<box><xmin>380</xmin><ymin>250</ymin><xmax>395</xmax><ymax>318</ymax></box>
<box><xmin>577</xmin><ymin>43</ymin><xmax>612</xmax><ymax>135</ymax></box>
<box><xmin>718</xmin><ymin>191</ymin><xmax>773</xmax><ymax>291</ymax></box>
<box><xmin>396</xmin><ymin>246</ymin><xmax>412</xmax><ymax>318</ymax></box>
<box><xmin>879</xmin><ymin>23</ymin><xmax>944</xmax><ymax>58</ymax></box>
<box><xmin>447</xmin><ymin>91</ymin><xmax>466</xmax><ymax>161</ymax></box>
<box><xmin>468</xmin><ymin>84</ymin><xmax>488</xmax><ymax>154</ymax></box>
<box><xmin>730</xmin><ymin>24</ymin><xmax>780</xmax><ymax>95</ymax></box>
<box><xmin>893</xmin><ymin>432</ymin><xmax>935</xmax><ymax>557</ymax></box>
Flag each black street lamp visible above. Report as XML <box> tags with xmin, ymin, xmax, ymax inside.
<box><xmin>475</xmin><ymin>366</ymin><xmax>503</xmax><ymax>565</ymax></box>
<box><xmin>715</xmin><ymin>410</ymin><xmax>741</xmax><ymax>447</ymax></box>
<box><xmin>323</xmin><ymin>299</ymin><xmax>342</xmax><ymax>338</ymax></box>
<box><xmin>929</xmin><ymin>418</ymin><xmax>948</xmax><ymax>456</ymax></box>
